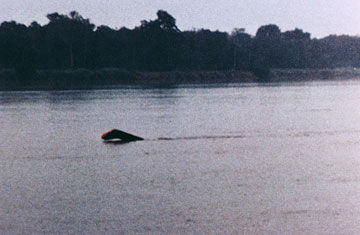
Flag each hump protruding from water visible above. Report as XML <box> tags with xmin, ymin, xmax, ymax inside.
<box><xmin>101</xmin><ymin>129</ymin><xmax>144</xmax><ymax>142</ymax></box>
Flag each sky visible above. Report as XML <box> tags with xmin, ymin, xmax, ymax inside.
<box><xmin>1</xmin><ymin>0</ymin><xmax>360</xmax><ymax>38</ymax></box>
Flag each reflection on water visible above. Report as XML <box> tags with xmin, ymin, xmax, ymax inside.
<box><xmin>1</xmin><ymin>80</ymin><xmax>360</xmax><ymax>233</ymax></box>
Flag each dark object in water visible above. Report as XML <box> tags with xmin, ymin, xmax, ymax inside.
<box><xmin>101</xmin><ymin>129</ymin><xmax>144</xmax><ymax>142</ymax></box>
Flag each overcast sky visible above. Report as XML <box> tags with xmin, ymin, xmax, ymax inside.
<box><xmin>1</xmin><ymin>0</ymin><xmax>360</xmax><ymax>38</ymax></box>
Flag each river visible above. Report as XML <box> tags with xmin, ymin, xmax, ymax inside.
<box><xmin>1</xmin><ymin>81</ymin><xmax>360</xmax><ymax>233</ymax></box>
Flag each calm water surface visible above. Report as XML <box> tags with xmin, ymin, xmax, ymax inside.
<box><xmin>1</xmin><ymin>81</ymin><xmax>360</xmax><ymax>233</ymax></box>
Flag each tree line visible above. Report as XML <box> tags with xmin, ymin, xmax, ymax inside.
<box><xmin>1</xmin><ymin>10</ymin><xmax>360</xmax><ymax>75</ymax></box>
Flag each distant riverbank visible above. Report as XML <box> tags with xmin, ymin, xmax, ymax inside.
<box><xmin>1</xmin><ymin>68</ymin><xmax>360</xmax><ymax>91</ymax></box>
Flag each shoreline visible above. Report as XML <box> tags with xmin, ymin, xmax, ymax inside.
<box><xmin>1</xmin><ymin>68</ymin><xmax>360</xmax><ymax>91</ymax></box>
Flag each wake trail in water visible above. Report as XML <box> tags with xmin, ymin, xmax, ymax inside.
<box><xmin>151</xmin><ymin>135</ymin><xmax>246</xmax><ymax>141</ymax></box>
<box><xmin>147</xmin><ymin>129</ymin><xmax>360</xmax><ymax>142</ymax></box>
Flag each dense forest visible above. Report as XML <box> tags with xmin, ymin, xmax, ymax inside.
<box><xmin>1</xmin><ymin>10</ymin><xmax>360</xmax><ymax>86</ymax></box>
